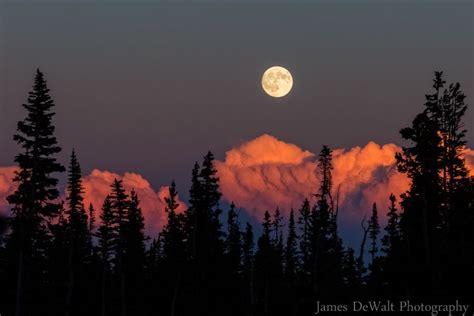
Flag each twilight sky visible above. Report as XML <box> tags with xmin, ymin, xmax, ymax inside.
<box><xmin>1</xmin><ymin>1</ymin><xmax>473</xmax><ymax>244</ymax></box>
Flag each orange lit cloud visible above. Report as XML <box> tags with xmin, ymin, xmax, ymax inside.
<box><xmin>0</xmin><ymin>166</ymin><xmax>18</xmax><ymax>216</ymax></box>
<box><xmin>0</xmin><ymin>137</ymin><xmax>472</xmax><ymax>233</ymax></box>
<box><xmin>463</xmin><ymin>148</ymin><xmax>474</xmax><ymax>176</ymax></box>
<box><xmin>0</xmin><ymin>167</ymin><xmax>186</xmax><ymax>236</ymax></box>
<box><xmin>82</xmin><ymin>169</ymin><xmax>187</xmax><ymax>236</ymax></box>
<box><xmin>215</xmin><ymin>134</ymin><xmax>410</xmax><ymax>223</ymax></box>
<box><xmin>216</xmin><ymin>135</ymin><xmax>474</xmax><ymax>224</ymax></box>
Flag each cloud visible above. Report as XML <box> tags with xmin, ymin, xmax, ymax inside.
<box><xmin>0</xmin><ymin>166</ymin><xmax>18</xmax><ymax>216</ymax></box>
<box><xmin>463</xmin><ymin>148</ymin><xmax>474</xmax><ymax>176</ymax></box>
<box><xmin>0</xmin><ymin>167</ymin><xmax>186</xmax><ymax>237</ymax></box>
<box><xmin>82</xmin><ymin>169</ymin><xmax>187</xmax><ymax>236</ymax></box>
<box><xmin>0</xmin><ymin>136</ymin><xmax>472</xmax><ymax>235</ymax></box>
<box><xmin>216</xmin><ymin>134</ymin><xmax>409</xmax><ymax>224</ymax></box>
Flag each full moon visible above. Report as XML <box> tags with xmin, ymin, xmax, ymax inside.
<box><xmin>261</xmin><ymin>66</ymin><xmax>293</xmax><ymax>98</ymax></box>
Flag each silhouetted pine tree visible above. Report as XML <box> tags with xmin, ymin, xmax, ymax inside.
<box><xmin>226</xmin><ymin>202</ymin><xmax>242</xmax><ymax>274</ymax></box>
<box><xmin>297</xmin><ymin>198</ymin><xmax>312</xmax><ymax>276</ymax></box>
<box><xmin>272</xmin><ymin>207</ymin><xmax>284</xmax><ymax>272</ymax></box>
<box><xmin>145</xmin><ymin>237</ymin><xmax>161</xmax><ymax>271</ymax></box>
<box><xmin>285</xmin><ymin>209</ymin><xmax>298</xmax><ymax>279</ymax></box>
<box><xmin>88</xmin><ymin>203</ymin><xmax>96</xmax><ymax>256</ymax></box>
<box><xmin>341</xmin><ymin>247</ymin><xmax>360</xmax><ymax>296</ymax></box>
<box><xmin>396</xmin><ymin>71</ymin><xmax>474</xmax><ymax>299</ymax></box>
<box><xmin>242</xmin><ymin>222</ymin><xmax>255</xmax><ymax>316</ymax></box>
<box><xmin>64</xmin><ymin>150</ymin><xmax>89</xmax><ymax>316</ymax></box>
<box><xmin>183</xmin><ymin>152</ymin><xmax>224</xmax><ymax>316</ymax></box>
<box><xmin>161</xmin><ymin>181</ymin><xmax>186</xmax><ymax>316</ymax></box>
<box><xmin>162</xmin><ymin>181</ymin><xmax>185</xmax><ymax>261</ymax></box>
<box><xmin>242</xmin><ymin>222</ymin><xmax>254</xmax><ymax>276</ymax></box>
<box><xmin>368</xmin><ymin>203</ymin><xmax>380</xmax><ymax>263</ymax></box>
<box><xmin>310</xmin><ymin>145</ymin><xmax>344</xmax><ymax>299</ymax></box>
<box><xmin>97</xmin><ymin>196</ymin><xmax>115</xmax><ymax>316</ymax></box>
<box><xmin>6</xmin><ymin>69</ymin><xmax>65</xmax><ymax>316</ymax></box>
<box><xmin>48</xmin><ymin>203</ymin><xmax>68</xmax><ymax>313</ymax></box>
<box><xmin>380</xmin><ymin>194</ymin><xmax>402</xmax><ymax>298</ymax></box>
<box><xmin>366</xmin><ymin>203</ymin><xmax>384</xmax><ymax>298</ymax></box>
<box><xmin>283</xmin><ymin>209</ymin><xmax>299</xmax><ymax>315</ymax></box>
<box><xmin>123</xmin><ymin>190</ymin><xmax>146</xmax><ymax>269</ymax></box>
<box><xmin>109</xmin><ymin>179</ymin><xmax>129</xmax><ymax>316</ymax></box>
<box><xmin>395</xmin><ymin>73</ymin><xmax>446</xmax><ymax>295</ymax></box>
<box><xmin>122</xmin><ymin>190</ymin><xmax>146</xmax><ymax>314</ymax></box>
<box><xmin>381</xmin><ymin>194</ymin><xmax>400</xmax><ymax>255</ymax></box>
<box><xmin>254</xmin><ymin>211</ymin><xmax>275</xmax><ymax>316</ymax></box>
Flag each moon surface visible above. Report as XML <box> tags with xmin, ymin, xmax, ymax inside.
<box><xmin>261</xmin><ymin>66</ymin><xmax>293</xmax><ymax>98</ymax></box>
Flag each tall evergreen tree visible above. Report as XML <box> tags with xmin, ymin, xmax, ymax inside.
<box><xmin>184</xmin><ymin>152</ymin><xmax>224</xmax><ymax>316</ymax></box>
<box><xmin>123</xmin><ymin>190</ymin><xmax>146</xmax><ymax>315</ymax></box>
<box><xmin>368</xmin><ymin>203</ymin><xmax>380</xmax><ymax>263</ymax></box>
<box><xmin>88</xmin><ymin>203</ymin><xmax>96</xmax><ymax>257</ymax></box>
<box><xmin>381</xmin><ymin>194</ymin><xmax>400</xmax><ymax>255</ymax></box>
<box><xmin>6</xmin><ymin>69</ymin><xmax>65</xmax><ymax>316</ymax></box>
<box><xmin>162</xmin><ymin>181</ymin><xmax>185</xmax><ymax>262</ymax></box>
<box><xmin>284</xmin><ymin>209</ymin><xmax>298</xmax><ymax>279</ymax></box>
<box><xmin>64</xmin><ymin>150</ymin><xmax>89</xmax><ymax>316</ymax></box>
<box><xmin>396</xmin><ymin>71</ymin><xmax>473</xmax><ymax>298</ymax></box>
<box><xmin>297</xmin><ymin>198</ymin><xmax>312</xmax><ymax>275</ymax></box>
<box><xmin>272</xmin><ymin>207</ymin><xmax>284</xmax><ymax>268</ymax></box>
<box><xmin>186</xmin><ymin>153</ymin><xmax>223</xmax><ymax>261</ymax></box>
<box><xmin>242</xmin><ymin>222</ymin><xmax>255</xmax><ymax>316</ymax></box>
<box><xmin>123</xmin><ymin>190</ymin><xmax>146</xmax><ymax>272</ymax></box>
<box><xmin>161</xmin><ymin>181</ymin><xmax>185</xmax><ymax>316</ymax></box>
<box><xmin>341</xmin><ymin>247</ymin><xmax>360</xmax><ymax>295</ymax></box>
<box><xmin>109</xmin><ymin>179</ymin><xmax>129</xmax><ymax>316</ymax></box>
<box><xmin>226</xmin><ymin>202</ymin><xmax>242</xmax><ymax>274</ymax></box>
<box><xmin>254</xmin><ymin>211</ymin><xmax>277</xmax><ymax>316</ymax></box>
<box><xmin>97</xmin><ymin>196</ymin><xmax>115</xmax><ymax>316</ymax></box>
<box><xmin>310</xmin><ymin>145</ymin><xmax>344</xmax><ymax>298</ymax></box>
<box><xmin>242</xmin><ymin>222</ymin><xmax>254</xmax><ymax>276</ymax></box>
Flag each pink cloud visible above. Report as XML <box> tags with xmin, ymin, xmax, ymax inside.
<box><xmin>0</xmin><ymin>136</ymin><xmax>472</xmax><ymax>233</ymax></box>
<box><xmin>82</xmin><ymin>169</ymin><xmax>187</xmax><ymax>236</ymax></box>
<box><xmin>0</xmin><ymin>167</ymin><xmax>187</xmax><ymax>236</ymax></box>
<box><xmin>216</xmin><ymin>135</ymin><xmax>409</xmax><ymax>223</ymax></box>
<box><xmin>0</xmin><ymin>166</ymin><xmax>18</xmax><ymax>216</ymax></box>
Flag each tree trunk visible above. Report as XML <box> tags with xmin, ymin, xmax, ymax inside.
<box><xmin>15</xmin><ymin>247</ymin><xmax>24</xmax><ymax>316</ymax></box>
<box><xmin>65</xmin><ymin>243</ymin><xmax>75</xmax><ymax>316</ymax></box>
<box><xmin>101</xmin><ymin>267</ymin><xmax>107</xmax><ymax>316</ymax></box>
<box><xmin>171</xmin><ymin>273</ymin><xmax>180</xmax><ymax>316</ymax></box>
<box><xmin>120</xmin><ymin>271</ymin><xmax>126</xmax><ymax>316</ymax></box>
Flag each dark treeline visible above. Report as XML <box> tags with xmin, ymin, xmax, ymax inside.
<box><xmin>0</xmin><ymin>70</ymin><xmax>473</xmax><ymax>316</ymax></box>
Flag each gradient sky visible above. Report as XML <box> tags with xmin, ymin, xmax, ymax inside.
<box><xmin>1</xmin><ymin>0</ymin><xmax>473</xmax><ymax>200</ymax></box>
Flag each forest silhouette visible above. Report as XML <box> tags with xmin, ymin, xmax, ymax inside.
<box><xmin>0</xmin><ymin>70</ymin><xmax>473</xmax><ymax>316</ymax></box>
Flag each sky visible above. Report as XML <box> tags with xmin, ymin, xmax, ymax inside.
<box><xmin>1</xmin><ymin>0</ymin><xmax>473</xmax><ymax>246</ymax></box>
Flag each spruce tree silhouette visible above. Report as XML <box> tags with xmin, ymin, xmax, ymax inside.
<box><xmin>297</xmin><ymin>198</ymin><xmax>311</xmax><ymax>277</ymax></box>
<box><xmin>97</xmin><ymin>196</ymin><xmax>115</xmax><ymax>316</ymax></box>
<box><xmin>109</xmin><ymin>179</ymin><xmax>129</xmax><ymax>316</ymax></box>
<box><xmin>6</xmin><ymin>69</ymin><xmax>65</xmax><ymax>316</ymax></box>
<box><xmin>183</xmin><ymin>152</ymin><xmax>224</xmax><ymax>316</ymax></box>
<box><xmin>380</xmin><ymin>194</ymin><xmax>402</xmax><ymax>298</ymax></box>
<box><xmin>254</xmin><ymin>211</ymin><xmax>275</xmax><ymax>316</ymax></box>
<box><xmin>395</xmin><ymin>71</ymin><xmax>473</xmax><ymax>301</ymax></box>
<box><xmin>225</xmin><ymin>202</ymin><xmax>242</xmax><ymax>275</ymax></box>
<box><xmin>310</xmin><ymin>145</ymin><xmax>344</xmax><ymax>300</ymax></box>
<box><xmin>242</xmin><ymin>222</ymin><xmax>255</xmax><ymax>316</ymax></box>
<box><xmin>64</xmin><ymin>150</ymin><xmax>89</xmax><ymax>316</ymax></box>
<box><xmin>161</xmin><ymin>181</ymin><xmax>186</xmax><ymax>316</ymax></box>
<box><xmin>285</xmin><ymin>209</ymin><xmax>298</xmax><ymax>280</ymax></box>
<box><xmin>123</xmin><ymin>190</ymin><xmax>146</xmax><ymax>314</ymax></box>
<box><xmin>368</xmin><ymin>203</ymin><xmax>380</xmax><ymax>264</ymax></box>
